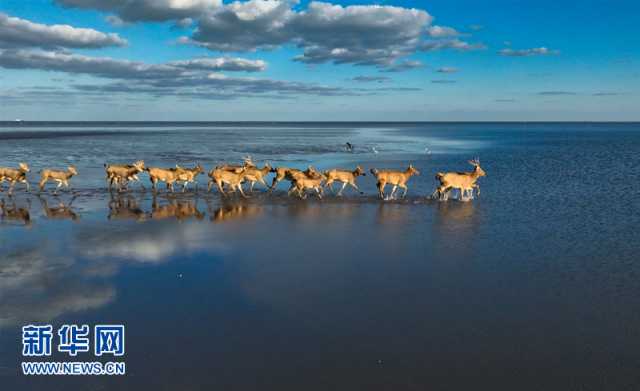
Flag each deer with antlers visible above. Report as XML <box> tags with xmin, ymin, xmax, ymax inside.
<box><xmin>432</xmin><ymin>158</ymin><xmax>486</xmax><ymax>201</ymax></box>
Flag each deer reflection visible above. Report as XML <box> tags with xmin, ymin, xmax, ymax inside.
<box><xmin>206</xmin><ymin>199</ymin><xmax>262</xmax><ymax>223</ymax></box>
<box><xmin>375</xmin><ymin>203</ymin><xmax>411</xmax><ymax>226</ymax></box>
<box><xmin>434</xmin><ymin>201</ymin><xmax>476</xmax><ymax>224</ymax></box>
<box><xmin>38</xmin><ymin>195</ymin><xmax>80</xmax><ymax>221</ymax></box>
<box><xmin>151</xmin><ymin>195</ymin><xmax>205</xmax><ymax>222</ymax></box>
<box><xmin>0</xmin><ymin>197</ymin><xmax>32</xmax><ymax>227</ymax></box>
<box><xmin>108</xmin><ymin>193</ymin><xmax>148</xmax><ymax>222</ymax></box>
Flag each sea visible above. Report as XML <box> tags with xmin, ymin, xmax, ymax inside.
<box><xmin>1</xmin><ymin>122</ymin><xmax>639</xmax><ymax>390</ymax></box>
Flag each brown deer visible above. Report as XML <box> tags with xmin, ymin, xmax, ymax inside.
<box><xmin>370</xmin><ymin>165</ymin><xmax>420</xmax><ymax>200</ymax></box>
<box><xmin>104</xmin><ymin>160</ymin><xmax>145</xmax><ymax>191</ymax></box>
<box><xmin>240</xmin><ymin>163</ymin><xmax>272</xmax><ymax>192</ymax></box>
<box><xmin>174</xmin><ymin>163</ymin><xmax>205</xmax><ymax>192</ymax></box>
<box><xmin>324</xmin><ymin>165</ymin><xmax>366</xmax><ymax>196</ymax></box>
<box><xmin>39</xmin><ymin>165</ymin><xmax>78</xmax><ymax>193</ymax></box>
<box><xmin>218</xmin><ymin>156</ymin><xmax>256</xmax><ymax>174</ymax></box>
<box><xmin>146</xmin><ymin>166</ymin><xmax>180</xmax><ymax>192</ymax></box>
<box><xmin>288</xmin><ymin>173</ymin><xmax>326</xmax><ymax>199</ymax></box>
<box><xmin>0</xmin><ymin>162</ymin><xmax>30</xmax><ymax>194</ymax></box>
<box><xmin>432</xmin><ymin>158</ymin><xmax>486</xmax><ymax>201</ymax></box>
<box><xmin>207</xmin><ymin>166</ymin><xmax>248</xmax><ymax>197</ymax></box>
<box><xmin>270</xmin><ymin>166</ymin><xmax>322</xmax><ymax>191</ymax></box>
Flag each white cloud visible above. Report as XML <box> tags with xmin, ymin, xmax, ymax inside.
<box><xmin>436</xmin><ymin>67</ymin><xmax>458</xmax><ymax>73</ymax></box>
<box><xmin>187</xmin><ymin>1</ymin><xmax>481</xmax><ymax>69</ymax></box>
<box><xmin>0</xmin><ymin>12</ymin><xmax>127</xmax><ymax>49</ymax></box>
<box><xmin>56</xmin><ymin>0</ymin><xmax>222</xmax><ymax>22</ymax></box>
<box><xmin>499</xmin><ymin>47</ymin><xmax>559</xmax><ymax>57</ymax></box>
<box><xmin>427</xmin><ymin>25</ymin><xmax>460</xmax><ymax>38</ymax></box>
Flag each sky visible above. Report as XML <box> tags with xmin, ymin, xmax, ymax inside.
<box><xmin>0</xmin><ymin>0</ymin><xmax>638</xmax><ymax>121</ymax></box>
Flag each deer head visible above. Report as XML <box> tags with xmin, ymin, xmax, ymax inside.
<box><xmin>468</xmin><ymin>158</ymin><xmax>486</xmax><ymax>177</ymax></box>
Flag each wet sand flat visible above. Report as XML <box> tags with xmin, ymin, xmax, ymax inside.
<box><xmin>1</xmin><ymin>123</ymin><xmax>640</xmax><ymax>390</ymax></box>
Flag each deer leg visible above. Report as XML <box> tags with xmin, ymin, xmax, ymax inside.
<box><xmin>349</xmin><ymin>181</ymin><xmax>362</xmax><ymax>195</ymax></box>
<box><xmin>315</xmin><ymin>187</ymin><xmax>323</xmax><ymax>199</ymax></box>
<box><xmin>388</xmin><ymin>185</ymin><xmax>398</xmax><ymax>200</ymax></box>
<box><xmin>458</xmin><ymin>187</ymin><xmax>466</xmax><ymax>201</ymax></box>
<box><xmin>287</xmin><ymin>183</ymin><xmax>296</xmax><ymax>196</ymax></box>
<box><xmin>377</xmin><ymin>182</ymin><xmax>386</xmax><ymax>199</ymax></box>
<box><xmin>326</xmin><ymin>180</ymin><xmax>334</xmax><ymax>194</ymax></box>
<box><xmin>400</xmin><ymin>184</ymin><xmax>408</xmax><ymax>198</ymax></box>
<box><xmin>257</xmin><ymin>178</ymin><xmax>268</xmax><ymax>191</ymax></box>
<box><xmin>24</xmin><ymin>180</ymin><xmax>30</xmax><ymax>192</ymax></box>
<box><xmin>237</xmin><ymin>184</ymin><xmax>248</xmax><ymax>198</ymax></box>
<box><xmin>8</xmin><ymin>181</ymin><xmax>16</xmax><ymax>195</ymax></box>
<box><xmin>269</xmin><ymin>178</ymin><xmax>278</xmax><ymax>192</ymax></box>
<box><xmin>216</xmin><ymin>181</ymin><xmax>226</xmax><ymax>196</ymax></box>
<box><xmin>250</xmin><ymin>181</ymin><xmax>255</xmax><ymax>193</ymax></box>
<box><xmin>337</xmin><ymin>182</ymin><xmax>347</xmax><ymax>196</ymax></box>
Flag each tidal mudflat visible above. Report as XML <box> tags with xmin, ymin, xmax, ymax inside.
<box><xmin>1</xmin><ymin>122</ymin><xmax>639</xmax><ymax>390</ymax></box>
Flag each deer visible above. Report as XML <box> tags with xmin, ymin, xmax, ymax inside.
<box><xmin>145</xmin><ymin>166</ymin><xmax>181</xmax><ymax>192</ymax></box>
<box><xmin>174</xmin><ymin>163</ymin><xmax>205</xmax><ymax>192</ymax></box>
<box><xmin>240</xmin><ymin>163</ymin><xmax>272</xmax><ymax>193</ymax></box>
<box><xmin>324</xmin><ymin>165</ymin><xmax>366</xmax><ymax>196</ymax></box>
<box><xmin>288</xmin><ymin>173</ymin><xmax>326</xmax><ymax>199</ymax></box>
<box><xmin>207</xmin><ymin>166</ymin><xmax>248</xmax><ymax>197</ymax></box>
<box><xmin>432</xmin><ymin>158</ymin><xmax>486</xmax><ymax>201</ymax></box>
<box><xmin>0</xmin><ymin>162</ymin><xmax>30</xmax><ymax>194</ymax></box>
<box><xmin>370</xmin><ymin>165</ymin><xmax>420</xmax><ymax>200</ymax></box>
<box><xmin>104</xmin><ymin>160</ymin><xmax>145</xmax><ymax>191</ymax></box>
<box><xmin>270</xmin><ymin>166</ymin><xmax>322</xmax><ymax>191</ymax></box>
<box><xmin>38</xmin><ymin>165</ymin><xmax>78</xmax><ymax>194</ymax></box>
<box><xmin>218</xmin><ymin>156</ymin><xmax>256</xmax><ymax>174</ymax></box>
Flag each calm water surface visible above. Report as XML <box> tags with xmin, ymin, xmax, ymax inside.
<box><xmin>1</xmin><ymin>123</ymin><xmax>639</xmax><ymax>390</ymax></box>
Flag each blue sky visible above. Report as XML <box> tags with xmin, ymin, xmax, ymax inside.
<box><xmin>1</xmin><ymin>0</ymin><xmax>638</xmax><ymax>121</ymax></box>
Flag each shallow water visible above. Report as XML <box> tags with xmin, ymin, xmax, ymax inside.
<box><xmin>1</xmin><ymin>122</ymin><xmax>640</xmax><ymax>390</ymax></box>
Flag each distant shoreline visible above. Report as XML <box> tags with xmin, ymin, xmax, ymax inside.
<box><xmin>2</xmin><ymin>121</ymin><xmax>640</xmax><ymax>127</ymax></box>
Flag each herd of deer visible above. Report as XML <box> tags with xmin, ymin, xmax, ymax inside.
<box><xmin>0</xmin><ymin>157</ymin><xmax>486</xmax><ymax>201</ymax></box>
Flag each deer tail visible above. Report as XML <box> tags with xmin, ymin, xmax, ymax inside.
<box><xmin>435</xmin><ymin>172</ymin><xmax>444</xmax><ymax>181</ymax></box>
<box><xmin>370</xmin><ymin>168</ymin><xmax>378</xmax><ymax>176</ymax></box>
